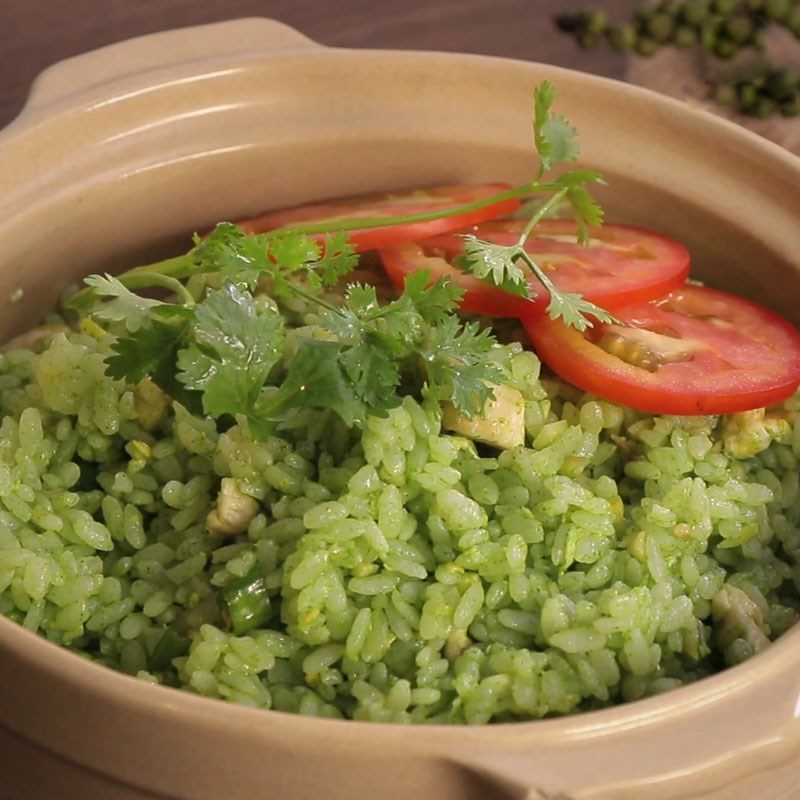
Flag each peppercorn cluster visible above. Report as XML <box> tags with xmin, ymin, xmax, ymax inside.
<box><xmin>714</xmin><ymin>64</ymin><xmax>800</xmax><ymax>115</ymax></box>
<box><xmin>555</xmin><ymin>0</ymin><xmax>800</xmax><ymax>117</ymax></box>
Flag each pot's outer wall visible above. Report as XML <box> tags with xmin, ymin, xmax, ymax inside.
<box><xmin>1</xmin><ymin>17</ymin><xmax>800</xmax><ymax>800</ymax></box>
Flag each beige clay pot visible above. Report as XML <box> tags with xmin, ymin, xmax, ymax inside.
<box><xmin>1</xmin><ymin>18</ymin><xmax>800</xmax><ymax>800</ymax></box>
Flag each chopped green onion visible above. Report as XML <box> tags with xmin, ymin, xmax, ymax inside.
<box><xmin>223</xmin><ymin>569</ymin><xmax>272</xmax><ymax>635</ymax></box>
<box><xmin>150</xmin><ymin>627</ymin><xmax>190</xmax><ymax>670</ymax></box>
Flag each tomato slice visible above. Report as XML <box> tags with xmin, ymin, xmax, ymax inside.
<box><xmin>397</xmin><ymin>219</ymin><xmax>689</xmax><ymax>316</ymax></box>
<box><xmin>235</xmin><ymin>184</ymin><xmax>520</xmax><ymax>252</ymax></box>
<box><xmin>522</xmin><ymin>285</ymin><xmax>800</xmax><ymax>415</ymax></box>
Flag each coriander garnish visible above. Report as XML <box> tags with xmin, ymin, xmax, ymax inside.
<box><xmin>457</xmin><ymin>82</ymin><xmax>618</xmax><ymax>332</ymax></box>
<box><xmin>69</xmin><ymin>81</ymin><xmax>617</xmax><ymax>437</ymax></box>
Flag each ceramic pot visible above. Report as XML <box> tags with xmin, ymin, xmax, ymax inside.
<box><xmin>1</xmin><ymin>18</ymin><xmax>800</xmax><ymax>800</ymax></box>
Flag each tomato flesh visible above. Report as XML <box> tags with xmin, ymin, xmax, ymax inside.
<box><xmin>235</xmin><ymin>184</ymin><xmax>521</xmax><ymax>252</ymax></box>
<box><xmin>522</xmin><ymin>285</ymin><xmax>800</xmax><ymax>415</ymax></box>
<box><xmin>416</xmin><ymin>219</ymin><xmax>690</xmax><ymax>312</ymax></box>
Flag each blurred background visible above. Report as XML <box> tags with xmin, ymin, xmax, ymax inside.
<box><xmin>3</xmin><ymin>0</ymin><xmax>799</xmax><ymax>150</ymax></box>
<box><xmin>2</xmin><ymin>0</ymin><xmax>637</xmax><ymax>126</ymax></box>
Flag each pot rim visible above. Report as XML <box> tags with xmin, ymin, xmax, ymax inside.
<box><xmin>2</xmin><ymin>15</ymin><xmax>800</xmax><ymax>750</ymax></box>
<box><xmin>1</xmin><ymin>605</ymin><xmax>799</xmax><ymax>743</ymax></box>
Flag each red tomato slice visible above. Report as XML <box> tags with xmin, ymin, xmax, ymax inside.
<box><xmin>522</xmin><ymin>285</ymin><xmax>800</xmax><ymax>415</ymax></box>
<box><xmin>235</xmin><ymin>185</ymin><xmax>520</xmax><ymax>252</ymax></box>
<box><xmin>406</xmin><ymin>219</ymin><xmax>690</xmax><ymax>315</ymax></box>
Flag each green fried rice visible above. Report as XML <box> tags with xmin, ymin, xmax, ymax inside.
<box><xmin>1</xmin><ymin>289</ymin><xmax>800</xmax><ymax>725</ymax></box>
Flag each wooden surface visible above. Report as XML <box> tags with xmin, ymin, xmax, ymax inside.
<box><xmin>1</xmin><ymin>0</ymin><xmax>639</xmax><ymax>128</ymax></box>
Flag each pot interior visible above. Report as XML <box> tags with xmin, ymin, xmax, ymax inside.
<box><xmin>1</xmin><ymin>52</ymin><xmax>799</xmax><ymax>340</ymax></box>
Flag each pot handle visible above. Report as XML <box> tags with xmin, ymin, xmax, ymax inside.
<box><xmin>451</xmin><ymin>717</ymin><xmax>800</xmax><ymax>800</ymax></box>
<box><xmin>18</xmin><ymin>18</ymin><xmax>319</xmax><ymax>117</ymax></box>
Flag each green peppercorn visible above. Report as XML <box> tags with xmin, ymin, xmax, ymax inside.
<box><xmin>683</xmin><ymin>0</ymin><xmax>711</xmax><ymax>24</ymax></box>
<box><xmin>607</xmin><ymin>24</ymin><xmax>638</xmax><ymax>51</ymax></box>
<box><xmin>713</xmin><ymin>82</ymin><xmax>739</xmax><ymax>105</ymax></box>
<box><xmin>700</xmin><ymin>18</ymin><xmax>721</xmax><ymax>50</ymax></box>
<box><xmin>764</xmin><ymin>0</ymin><xmax>791</xmax><ymax>20</ymax></box>
<box><xmin>713</xmin><ymin>36</ymin><xmax>740</xmax><ymax>57</ymax></box>
<box><xmin>752</xmin><ymin>96</ymin><xmax>777</xmax><ymax>117</ymax></box>
<box><xmin>788</xmin><ymin>7</ymin><xmax>800</xmax><ymax>36</ymax></box>
<box><xmin>674</xmin><ymin>24</ymin><xmax>700</xmax><ymax>45</ymax></box>
<box><xmin>767</xmin><ymin>67</ymin><xmax>799</xmax><ymax>98</ymax></box>
<box><xmin>781</xmin><ymin>91</ymin><xmax>800</xmax><ymax>116</ymax></box>
<box><xmin>738</xmin><ymin>82</ymin><xmax>760</xmax><ymax>110</ymax></box>
<box><xmin>635</xmin><ymin>36</ymin><xmax>661</xmax><ymax>55</ymax></box>
<box><xmin>647</xmin><ymin>11</ymin><xmax>677</xmax><ymax>41</ymax></box>
<box><xmin>725</xmin><ymin>15</ymin><xmax>755</xmax><ymax>43</ymax></box>
<box><xmin>585</xmin><ymin>10</ymin><xmax>608</xmax><ymax>34</ymax></box>
<box><xmin>660</xmin><ymin>0</ymin><xmax>685</xmax><ymax>14</ymax></box>
<box><xmin>752</xmin><ymin>30</ymin><xmax>767</xmax><ymax>49</ymax></box>
<box><xmin>712</xmin><ymin>0</ymin><xmax>739</xmax><ymax>12</ymax></box>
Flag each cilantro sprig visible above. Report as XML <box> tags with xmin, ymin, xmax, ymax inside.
<box><xmin>244</xmin><ymin>272</ymin><xmax>501</xmax><ymax>436</ymax></box>
<box><xmin>86</xmin><ymin>235</ymin><xmax>503</xmax><ymax>437</ymax></box>
<box><xmin>70</xmin><ymin>80</ymin><xmax>618</xmax><ymax>437</ymax></box>
<box><xmin>457</xmin><ymin>82</ymin><xmax>617</xmax><ymax>332</ymax></box>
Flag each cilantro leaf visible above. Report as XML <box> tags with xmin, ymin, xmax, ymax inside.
<box><xmin>460</xmin><ymin>237</ymin><xmax>532</xmax><ymax>299</ymax></box>
<box><xmin>267</xmin><ymin>231</ymin><xmax>323</xmax><ymax>295</ymax></box>
<box><xmin>107</xmin><ymin>318</ymin><xmax>200</xmax><ymax>411</ymax></box>
<box><xmin>176</xmin><ymin>282</ymin><xmax>284</xmax><ymax>418</ymax></box>
<box><xmin>345</xmin><ymin>284</ymin><xmax>381</xmax><ymax>315</ymax></box>
<box><xmin>543</xmin><ymin>288</ymin><xmax>617</xmax><ymax>332</ymax></box>
<box><xmin>454</xmin><ymin>234</ymin><xmax>617</xmax><ymax>331</ymax></box>
<box><xmin>253</xmin><ymin>339</ymin><xmax>367</xmax><ymax>432</ymax></box>
<box><xmin>401</xmin><ymin>270</ymin><xmax>463</xmax><ymax>323</ymax></box>
<box><xmin>330</xmin><ymin>285</ymin><xmax>420</xmax><ymax>357</ymax></box>
<box><xmin>339</xmin><ymin>343</ymin><xmax>401</xmax><ymax>414</ymax></box>
<box><xmin>191</xmin><ymin>226</ymin><xmax>356</xmax><ymax>297</ymax></box>
<box><xmin>422</xmin><ymin>318</ymin><xmax>505</xmax><ymax>417</ymax></box>
<box><xmin>566</xmin><ymin>185</ymin><xmax>604</xmax><ymax>229</ymax></box>
<box><xmin>316</xmin><ymin>295</ymin><xmax>404</xmax><ymax>414</ymax></box>
<box><xmin>551</xmin><ymin>170</ymin><xmax>606</xmax><ymax>243</ymax></box>
<box><xmin>533</xmin><ymin>81</ymin><xmax>579</xmax><ymax>174</ymax></box>
<box><xmin>107</xmin><ymin>320</ymin><xmax>183</xmax><ymax>384</ymax></box>
<box><xmin>316</xmin><ymin>232</ymin><xmax>359</xmax><ymax>287</ymax></box>
<box><xmin>192</xmin><ymin>223</ymin><xmax>271</xmax><ymax>290</ymax></box>
<box><xmin>84</xmin><ymin>274</ymin><xmax>164</xmax><ymax>332</ymax></box>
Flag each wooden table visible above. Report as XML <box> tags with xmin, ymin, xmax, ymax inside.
<box><xmin>2</xmin><ymin>0</ymin><xmax>639</xmax><ymax>128</ymax></box>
